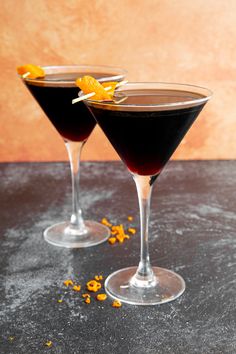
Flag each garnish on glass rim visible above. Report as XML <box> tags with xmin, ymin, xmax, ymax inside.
<box><xmin>17</xmin><ymin>64</ymin><xmax>45</xmax><ymax>79</ymax></box>
<box><xmin>72</xmin><ymin>75</ymin><xmax>128</xmax><ymax>104</ymax></box>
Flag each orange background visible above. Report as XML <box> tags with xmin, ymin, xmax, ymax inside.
<box><xmin>1</xmin><ymin>0</ymin><xmax>235</xmax><ymax>162</ymax></box>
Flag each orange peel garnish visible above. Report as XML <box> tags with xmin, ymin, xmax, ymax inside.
<box><xmin>101</xmin><ymin>81</ymin><xmax>118</xmax><ymax>96</ymax></box>
<box><xmin>17</xmin><ymin>64</ymin><xmax>45</xmax><ymax>79</ymax></box>
<box><xmin>76</xmin><ymin>75</ymin><xmax>115</xmax><ymax>101</ymax></box>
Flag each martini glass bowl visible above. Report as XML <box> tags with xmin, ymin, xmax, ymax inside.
<box><xmin>84</xmin><ymin>82</ymin><xmax>212</xmax><ymax>305</ymax></box>
<box><xmin>20</xmin><ymin>65</ymin><xmax>127</xmax><ymax>248</ymax></box>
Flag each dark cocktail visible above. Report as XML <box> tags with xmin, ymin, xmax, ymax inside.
<box><xmin>85</xmin><ymin>82</ymin><xmax>211</xmax><ymax>305</ymax></box>
<box><xmin>25</xmin><ymin>71</ymin><xmax>117</xmax><ymax>142</ymax></box>
<box><xmin>20</xmin><ymin>65</ymin><xmax>127</xmax><ymax>248</ymax></box>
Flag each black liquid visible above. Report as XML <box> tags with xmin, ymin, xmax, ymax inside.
<box><xmin>25</xmin><ymin>72</ymin><xmax>113</xmax><ymax>142</ymax></box>
<box><xmin>88</xmin><ymin>90</ymin><xmax>205</xmax><ymax>176</ymax></box>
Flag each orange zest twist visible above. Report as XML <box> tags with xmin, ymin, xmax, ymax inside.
<box><xmin>76</xmin><ymin>75</ymin><xmax>116</xmax><ymax>100</ymax></box>
<box><xmin>101</xmin><ymin>81</ymin><xmax>118</xmax><ymax>95</ymax></box>
<box><xmin>17</xmin><ymin>64</ymin><xmax>45</xmax><ymax>79</ymax></box>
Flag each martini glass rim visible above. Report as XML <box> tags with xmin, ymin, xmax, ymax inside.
<box><xmin>84</xmin><ymin>81</ymin><xmax>212</xmax><ymax>110</ymax></box>
<box><xmin>20</xmin><ymin>64</ymin><xmax>128</xmax><ymax>86</ymax></box>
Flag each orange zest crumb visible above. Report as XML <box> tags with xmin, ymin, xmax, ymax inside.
<box><xmin>63</xmin><ymin>279</ymin><xmax>74</xmax><ymax>287</ymax></box>
<box><xmin>96</xmin><ymin>293</ymin><xmax>107</xmax><ymax>301</ymax></box>
<box><xmin>82</xmin><ymin>293</ymin><xmax>91</xmax><ymax>298</ymax></box>
<box><xmin>17</xmin><ymin>64</ymin><xmax>45</xmax><ymax>79</ymax></box>
<box><xmin>101</xmin><ymin>217</ymin><xmax>112</xmax><ymax>227</ymax></box>
<box><xmin>86</xmin><ymin>280</ymin><xmax>102</xmax><ymax>292</ymax></box>
<box><xmin>112</xmin><ymin>224</ymin><xmax>130</xmax><ymax>243</ymax></box>
<box><xmin>45</xmin><ymin>340</ymin><xmax>53</xmax><ymax>347</ymax></box>
<box><xmin>108</xmin><ymin>237</ymin><xmax>117</xmax><ymax>244</ymax></box>
<box><xmin>128</xmin><ymin>227</ymin><xmax>136</xmax><ymax>235</ymax></box>
<box><xmin>85</xmin><ymin>297</ymin><xmax>91</xmax><ymax>304</ymax></box>
<box><xmin>94</xmin><ymin>275</ymin><xmax>103</xmax><ymax>281</ymax></box>
<box><xmin>57</xmin><ymin>299</ymin><xmax>63</xmax><ymax>303</ymax></box>
<box><xmin>72</xmin><ymin>285</ymin><xmax>81</xmax><ymax>292</ymax></box>
<box><xmin>112</xmin><ymin>300</ymin><xmax>122</xmax><ymax>308</ymax></box>
<box><xmin>127</xmin><ymin>216</ymin><xmax>133</xmax><ymax>221</ymax></box>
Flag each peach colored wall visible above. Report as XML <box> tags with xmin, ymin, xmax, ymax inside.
<box><xmin>0</xmin><ymin>0</ymin><xmax>235</xmax><ymax>162</ymax></box>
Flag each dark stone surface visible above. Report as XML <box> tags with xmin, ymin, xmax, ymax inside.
<box><xmin>0</xmin><ymin>161</ymin><xmax>235</xmax><ymax>354</ymax></box>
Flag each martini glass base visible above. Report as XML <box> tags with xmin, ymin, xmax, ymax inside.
<box><xmin>105</xmin><ymin>266</ymin><xmax>185</xmax><ymax>305</ymax></box>
<box><xmin>43</xmin><ymin>220</ymin><xmax>110</xmax><ymax>248</ymax></box>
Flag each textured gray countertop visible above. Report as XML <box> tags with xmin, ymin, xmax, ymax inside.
<box><xmin>0</xmin><ymin>161</ymin><xmax>235</xmax><ymax>354</ymax></box>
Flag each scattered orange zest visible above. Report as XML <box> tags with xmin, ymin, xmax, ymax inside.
<box><xmin>128</xmin><ymin>227</ymin><xmax>136</xmax><ymax>235</ymax></box>
<box><xmin>17</xmin><ymin>64</ymin><xmax>45</xmax><ymax>79</ymax></box>
<box><xmin>96</xmin><ymin>293</ymin><xmax>107</xmax><ymax>301</ymax></box>
<box><xmin>101</xmin><ymin>217</ymin><xmax>112</xmax><ymax>227</ymax></box>
<box><xmin>111</xmin><ymin>224</ymin><xmax>130</xmax><ymax>243</ymax></box>
<box><xmin>103</xmin><ymin>217</ymin><xmax>136</xmax><ymax>245</ymax></box>
<box><xmin>94</xmin><ymin>275</ymin><xmax>103</xmax><ymax>281</ymax></box>
<box><xmin>112</xmin><ymin>300</ymin><xmax>122</xmax><ymax>308</ymax></box>
<box><xmin>86</xmin><ymin>280</ymin><xmax>102</xmax><ymax>292</ymax></box>
<box><xmin>82</xmin><ymin>293</ymin><xmax>91</xmax><ymax>298</ymax></box>
<box><xmin>116</xmin><ymin>233</ymin><xmax>130</xmax><ymax>243</ymax></box>
<box><xmin>76</xmin><ymin>75</ymin><xmax>114</xmax><ymax>100</ymax></box>
<box><xmin>72</xmin><ymin>285</ymin><xmax>81</xmax><ymax>292</ymax></box>
<box><xmin>63</xmin><ymin>279</ymin><xmax>74</xmax><ymax>287</ymax></box>
<box><xmin>108</xmin><ymin>237</ymin><xmax>117</xmax><ymax>244</ymax></box>
<box><xmin>85</xmin><ymin>297</ymin><xmax>91</xmax><ymax>304</ymax></box>
<box><xmin>45</xmin><ymin>341</ymin><xmax>53</xmax><ymax>347</ymax></box>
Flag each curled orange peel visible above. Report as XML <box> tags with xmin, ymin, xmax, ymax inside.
<box><xmin>76</xmin><ymin>75</ymin><xmax>117</xmax><ymax>101</ymax></box>
<box><xmin>17</xmin><ymin>64</ymin><xmax>45</xmax><ymax>79</ymax></box>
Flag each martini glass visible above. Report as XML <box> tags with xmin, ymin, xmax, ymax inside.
<box><xmin>84</xmin><ymin>82</ymin><xmax>212</xmax><ymax>305</ymax></box>
<box><xmin>20</xmin><ymin>65</ymin><xmax>127</xmax><ymax>248</ymax></box>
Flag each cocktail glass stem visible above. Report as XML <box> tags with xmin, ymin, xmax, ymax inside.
<box><xmin>130</xmin><ymin>175</ymin><xmax>157</xmax><ymax>288</ymax></box>
<box><xmin>65</xmin><ymin>141</ymin><xmax>86</xmax><ymax>234</ymax></box>
<box><xmin>43</xmin><ymin>137</ymin><xmax>110</xmax><ymax>246</ymax></box>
